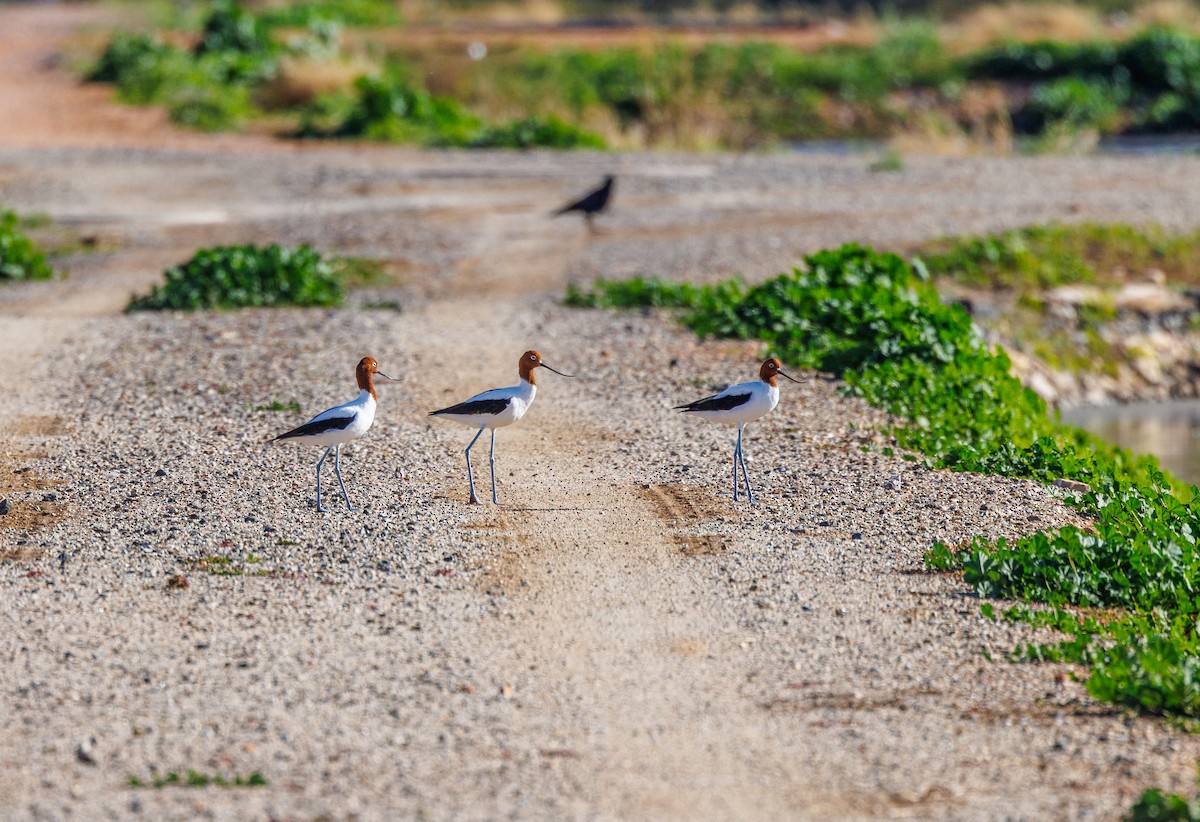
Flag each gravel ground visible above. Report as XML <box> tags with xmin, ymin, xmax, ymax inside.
<box><xmin>3</xmin><ymin>298</ymin><xmax>1170</xmax><ymax>822</ymax></box>
<box><xmin>5</xmin><ymin>4</ymin><xmax>1200</xmax><ymax>819</ymax></box>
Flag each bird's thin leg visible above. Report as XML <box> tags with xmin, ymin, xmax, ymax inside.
<box><xmin>465</xmin><ymin>426</ymin><xmax>485</xmax><ymax>505</ymax></box>
<box><xmin>732</xmin><ymin>425</ymin><xmax>741</xmax><ymax>502</ymax></box>
<box><xmin>489</xmin><ymin>428</ymin><xmax>498</xmax><ymax>505</ymax></box>
<box><xmin>333</xmin><ymin>444</ymin><xmax>354</xmax><ymax>511</ymax></box>
<box><xmin>315</xmin><ymin>447</ymin><xmax>331</xmax><ymax>512</ymax></box>
<box><xmin>737</xmin><ymin>425</ymin><xmax>756</xmax><ymax>504</ymax></box>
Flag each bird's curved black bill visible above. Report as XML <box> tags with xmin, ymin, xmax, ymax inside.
<box><xmin>540</xmin><ymin>363</ymin><xmax>575</xmax><ymax>378</ymax></box>
<box><xmin>778</xmin><ymin>369</ymin><xmax>807</xmax><ymax>384</ymax></box>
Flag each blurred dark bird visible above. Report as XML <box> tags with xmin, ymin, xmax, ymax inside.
<box><xmin>553</xmin><ymin>174</ymin><xmax>615</xmax><ymax>230</ymax></box>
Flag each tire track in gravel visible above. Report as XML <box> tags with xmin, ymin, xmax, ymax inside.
<box><xmin>414</xmin><ymin>214</ymin><xmax>818</xmax><ymax>817</ymax></box>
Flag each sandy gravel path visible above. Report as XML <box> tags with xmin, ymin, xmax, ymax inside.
<box><xmin>5</xmin><ymin>4</ymin><xmax>1200</xmax><ymax>820</ymax></box>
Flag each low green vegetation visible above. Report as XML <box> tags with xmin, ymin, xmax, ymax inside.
<box><xmin>300</xmin><ymin>70</ymin><xmax>604</xmax><ymax>148</ymax></box>
<box><xmin>87</xmin><ymin>0</ymin><xmax>1200</xmax><ymax>149</ymax></box>
<box><xmin>252</xmin><ymin>399</ymin><xmax>303</xmax><ymax>413</ymax></box>
<box><xmin>911</xmin><ymin>221</ymin><xmax>1200</xmax><ymax>378</ymax></box>
<box><xmin>189</xmin><ymin>553</ymin><xmax>269</xmax><ymax>577</ymax></box>
<box><xmin>127</xmin><ymin>244</ymin><xmax>343</xmax><ymax>311</ymax></box>
<box><xmin>456</xmin><ymin>25</ymin><xmax>953</xmax><ymax>147</ymax></box>
<box><xmin>917</xmin><ymin>223</ymin><xmax>1200</xmax><ymax>289</ymax></box>
<box><xmin>0</xmin><ymin>209</ymin><xmax>54</xmax><ymax>281</ymax></box>
<box><xmin>128</xmin><ymin>769</ymin><xmax>267</xmax><ymax>789</ymax></box>
<box><xmin>254</xmin><ymin>0</ymin><xmax>398</xmax><ymax>28</ymax></box>
<box><xmin>89</xmin><ymin>1</ymin><xmax>604</xmax><ymax>147</ymax></box>
<box><xmin>568</xmin><ymin>244</ymin><xmax>1200</xmax><ymax>725</ymax></box>
<box><xmin>869</xmin><ymin>147</ymin><xmax>905</xmax><ymax>172</ymax></box>
<box><xmin>87</xmin><ymin>18</ymin><xmax>272</xmax><ymax>131</ymax></box>
<box><xmin>970</xmin><ymin>28</ymin><xmax>1200</xmax><ymax>135</ymax></box>
<box><xmin>1126</xmin><ymin>784</ymin><xmax>1200</xmax><ymax>821</ymax></box>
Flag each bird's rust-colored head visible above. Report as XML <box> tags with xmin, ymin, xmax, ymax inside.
<box><xmin>518</xmin><ymin>349</ymin><xmax>574</xmax><ymax>385</ymax></box>
<box><xmin>519</xmin><ymin>350</ymin><xmax>543</xmax><ymax>385</ymax></box>
<box><xmin>356</xmin><ymin>356</ymin><xmax>381</xmax><ymax>399</ymax></box>
<box><xmin>760</xmin><ymin>357</ymin><xmax>802</xmax><ymax>387</ymax></box>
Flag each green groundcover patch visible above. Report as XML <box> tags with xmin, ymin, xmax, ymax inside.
<box><xmin>0</xmin><ymin>209</ymin><xmax>54</xmax><ymax>281</ymax></box>
<box><xmin>127</xmin><ymin>244</ymin><xmax>343</xmax><ymax>311</ymax></box>
<box><xmin>568</xmin><ymin>243</ymin><xmax>1200</xmax><ymax>812</ymax></box>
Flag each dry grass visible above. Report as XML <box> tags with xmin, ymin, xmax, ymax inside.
<box><xmin>944</xmin><ymin>2</ymin><xmax>1107</xmax><ymax>52</ymax></box>
<box><xmin>357</xmin><ymin>18</ymin><xmax>877</xmax><ymax>55</ymax></box>
<box><xmin>260</xmin><ymin>56</ymin><xmax>370</xmax><ymax>108</ymax></box>
<box><xmin>1131</xmin><ymin>0</ymin><xmax>1200</xmax><ymax>30</ymax></box>
<box><xmin>942</xmin><ymin>0</ymin><xmax>1200</xmax><ymax>53</ymax></box>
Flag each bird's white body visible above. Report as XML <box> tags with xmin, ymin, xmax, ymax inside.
<box><xmin>684</xmin><ymin>379</ymin><xmax>779</xmax><ymax>425</ymax></box>
<box><xmin>676</xmin><ymin>358</ymin><xmax>800</xmax><ymax>504</ymax></box>
<box><xmin>435</xmin><ymin>380</ymin><xmax>535</xmax><ymax>429</ymax></box>
<box><xmin>430</xmin><ymin>350</ymin><xmax>571</xmax><ymax>505</ymax></box>
<box><xmin>272</xmin><ymin>356</ymin><xmax>390</xmax><ymax>512</ymax></box>
<box><xmin>281</xmin><ymin>390</ymin><xmax>377</xmax><ymax>446</ymax></box>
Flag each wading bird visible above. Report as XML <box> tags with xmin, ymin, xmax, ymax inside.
<box><xmin>272</xmin><ymin>356</ymin><xmax>393</xmax><ymax>512</ymax></box>
<box><xmin>430</xmin><ymin>350</ymin><xmax>573</xmax><ymax>504</ymax></box>
<box><xmin>552</xmin><ymin>174</ymin><xmax>615</xmax><ymax>231</ymax></box>
<box><xmin>675</xmin><ymin>357</ymin><xmax>803</xmax><ymax>504</ymax></box>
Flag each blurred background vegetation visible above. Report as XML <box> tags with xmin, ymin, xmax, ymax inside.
<box><xmin>80</xmin><ymin>0</ymin><xmax>1200</xmax><ymax>151</ymax></box>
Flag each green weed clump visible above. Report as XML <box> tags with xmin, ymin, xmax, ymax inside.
<box><xmin>971</xmin><ymin>27</ymin><xmax>1200</xmax><ymax>135</ymax></box>
<box><xmin>568</xmin><ymin>244</ymin><xmax>1200</xmax><ymax>721</ymax></box>
<box><xmin>87</xmin><ymin>25</ymin><xmax>269</xmax><ymax>130</ymax></box>
<box><xmin>918</xmin><ymin>223</ymin><xmax>1200</xmax><ymax>289</ymax></box>
<box><xmin>0</xmin><ymin>210</ymin><xmax>54</xmax><ymax>281</ymax></box>
<box><xmin>127</xmin><ymin>244</ymin><xmax>343</xmax><ymax>311</ymax></box>
<box><xmin>1126</xmin><ymin>785</ymin><xmax>1200</xmax><ymax>821</ymax></box>
<box><xmin>305</xmin><ymin>71</ymin><xmax>606</xmax><ymax>149</ymax></box>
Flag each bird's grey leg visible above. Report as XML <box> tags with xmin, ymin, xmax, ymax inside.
<box><xmin>315</xmin><ymin>446</ymin><xmax>331</xmax><ymax>512</ymax></box>
<box><xmin>737</xmin><ymin>425</ymin><xmax>755</xmax><ymax>504</ymax></box>
<box><xmin>333</xmin><ymin>444</ymin><xmax>354</xmax><ymax>511</ymax></box>
<box><xmin>732</xmin><ymin>425</ymin><xmax>742</xmax><ymax>502</ymax></box>
<box><xmin>489</xmin><ymin>428</ymin><xmax>498</xmax><ymax>505</ymax></box>
<box><xmin>465</xmin><ymin>426</ymin><xmax>485</xmax><ymax>504</ymax></box>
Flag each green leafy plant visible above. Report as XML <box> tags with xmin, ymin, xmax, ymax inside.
<box><xmin>127</xmin><ymin>244</ymin><xmax>343</xmax><ymax>311</ymax></box>
<box><xmin>971</xmin><ymin>28</ymin><xmax>1200</xmax><ymax>137</ymax></box>
<box><xmin>0</xmin><ymin>209</ymin><xmax>54</xmax><ymax>281</ymax></box>
<box><xmin>1127</xmin><ymin>787</ymin><xmax>1200</xmax><ymax>821</ymax></box>
<box><xmin>194</xmin><ymin>0</ymin><xmax>272</xmax><ymax>57</ymax></box>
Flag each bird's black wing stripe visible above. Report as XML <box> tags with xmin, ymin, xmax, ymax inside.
<box><xmin>430</xmin><ymin>398</ymin><xmax>511</xmax><ymax>417</ymax></box>
<box><xmin>274</xmin><ymin>413</ymin><xmax>355</xmax><ymax>440</ymax></box>
<box><xmin>676</xmin><ymin>392</ymin><xmax>752</xmax><ymax>413</ymax></box>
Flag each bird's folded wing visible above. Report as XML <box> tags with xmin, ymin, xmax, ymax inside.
<box><xmin>676</xmin><ymin>391</ymin><xmax>751</xmax><ymax>412</ymax></box>
<box><xmin>275</xmin><ymin>408</ymin><xmax>356</xmax><ymax>440</ymax></box>
<box><xmin>431</xmin><ymin>397</ymin><xmax>512</xmax><ymax>417</ymax></box>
